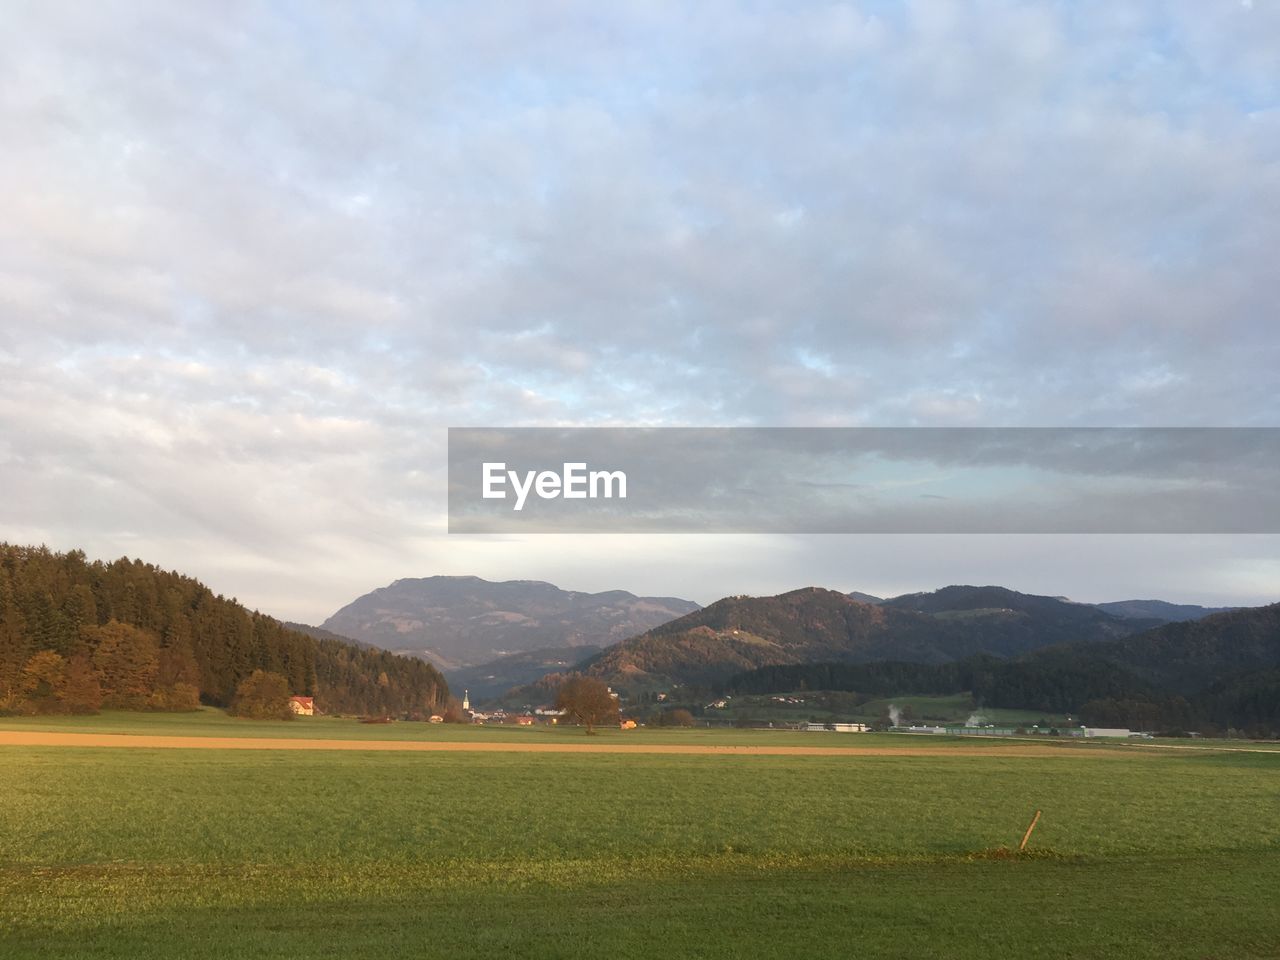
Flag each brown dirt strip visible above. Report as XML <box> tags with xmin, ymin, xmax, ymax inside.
<box><xmin>0</xmin><ymin>730</ymin><xmax>1130</xmax><ymax>758</ymax></box>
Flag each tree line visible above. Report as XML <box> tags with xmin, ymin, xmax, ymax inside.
<box><xmin>0</xmin><ymin>544</ymin><xmax>448</xmax><ymax>717</ymax></box>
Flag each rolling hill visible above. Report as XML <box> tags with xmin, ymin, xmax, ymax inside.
<box><xmin>982</xmin><ymin>604</ymin><xmax>1280</xmax><ymax>730</ymax></box>
<box><xmin>1090</xmin><ymin>599</ymin><xmax>1238</xmax><ymax>622</ymax></box>
<box><xmin>881</xmin><ymin>584</ymin><xmax>1166</xmax><ymax>633</ymax></box>
<box><xmin>563</xmin><ymin>585</ymin><xmax>1151</xmax><ymax>692</ymax></box>
<box><xmin>1041</xmin><ymin>603</ymin><xmax>1280</xmax><ymax>694</ymax></box>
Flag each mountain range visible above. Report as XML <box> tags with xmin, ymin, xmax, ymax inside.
<box><xmin>311</xmin><ymin>576</ymin><xmax>1249</xmax><ymax>699</ymax></box>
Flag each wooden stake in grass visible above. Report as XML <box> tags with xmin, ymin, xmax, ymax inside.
<box><xmin>1019</xmin><ymin>809</ymin><xmax>1042</xmax><ymax>852</ymax></box>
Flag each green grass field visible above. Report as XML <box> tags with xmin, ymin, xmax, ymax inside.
<box><xmin>2</xmin><ymin>712</ymin><xmax>1278</xmax><ymax>958</ymax></box>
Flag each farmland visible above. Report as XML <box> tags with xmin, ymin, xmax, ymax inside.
<box><xmin>2</xmin><ymin>713</ymin><xmax>1278</xmax><ymax>958</ymax></box>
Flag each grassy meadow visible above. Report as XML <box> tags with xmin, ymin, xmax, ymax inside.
<box><xmin>1</xmin><ymin>712</ymin><xmax>1278</xmax><ymax>958</ymax></box>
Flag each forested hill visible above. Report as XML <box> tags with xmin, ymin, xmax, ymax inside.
<box><xmin>571</xmin><ymin>586</ymin><xmax>1146</xmax><ymax>691</ymax></box>
<box><xmin>0</xmin><ymin>544</ymin><xmax>448</xmax><ymax>716</ymax></box>
<box><xmin>1035</xmin><ymin>603</ymin><xmax>1280</xmax><ymax>694</ymax></box>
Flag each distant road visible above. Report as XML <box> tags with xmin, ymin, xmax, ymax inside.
<box><xmin>0</xmin><ymin>730</ymin><xmax>1133</xmax><ymax>758</ymax></box>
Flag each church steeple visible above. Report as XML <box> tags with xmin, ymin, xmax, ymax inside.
<box><xmin>462</xmin><ymin>689</ymin><xmax>470</xmax><ymax>711</ymax></box>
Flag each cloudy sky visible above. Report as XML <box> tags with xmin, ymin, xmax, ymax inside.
<box><xmin>2</xmin><ymin>0</ymin><xmax>1278</xmax><ymax>620</ymax></box>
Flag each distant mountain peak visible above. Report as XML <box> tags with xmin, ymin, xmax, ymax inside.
<box><xmin>321</xmin><ymin>577</ymin><xmax>699</xmax><ymax>669</ymax></box>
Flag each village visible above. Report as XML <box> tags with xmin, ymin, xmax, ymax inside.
<box><xmin>285</xmin><ymin>691</ymin><xmax>1149</xmax><ymax>739</ymax></box>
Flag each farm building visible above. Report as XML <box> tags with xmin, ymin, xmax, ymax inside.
<box><xmin>287</xmin><ymin>696</ymin><xmax>314</xmax><ymax>716</ymax></box>
<box><xmin>804</xmin><ymin>722</ymin><xmax>869</xmax><ymax>733</ymax></box>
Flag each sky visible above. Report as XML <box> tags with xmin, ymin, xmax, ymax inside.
<box><xmin>2</xmin><ymin>0</ymin><xmax>1278</xmax><ymax>621</ymax></box>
